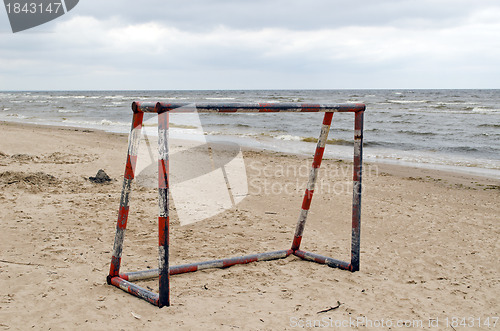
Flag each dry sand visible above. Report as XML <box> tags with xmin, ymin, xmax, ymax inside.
<box><xmin>0</xmin><ymin>121</ymin><xmax>498</xmax><ymax>330</ymax></box>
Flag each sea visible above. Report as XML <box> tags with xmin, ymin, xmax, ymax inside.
<box><xmin>1</xmin><ymin>89</ymin><xmax>499</xmax><ymax>179</ymax></box>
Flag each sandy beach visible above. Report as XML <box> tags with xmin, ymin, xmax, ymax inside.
<box><xmin>0</xmin><ymin>121</ymin><xmax>498</xmax><ymax>330</ymax></box>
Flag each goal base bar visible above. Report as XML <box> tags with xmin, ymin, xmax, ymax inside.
<box><xmin>107</xmin><ymin>248</ymin><xmax>355</xmax><ymax>307</ymax></box>
<box><xmin>108</xmin><ymin>276</ymin><xmax>160</xmax><ymax>306</ymax></box>
<box><xmin>293</xmin><ymin>249</ymin><xmax>354</xmax><ymax>271</ymax></box>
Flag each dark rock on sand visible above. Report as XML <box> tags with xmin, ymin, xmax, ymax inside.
<box><xmin>89</xmin><ymin>169</ymin><xmax>111</xmax><ymax>183</ymax></box>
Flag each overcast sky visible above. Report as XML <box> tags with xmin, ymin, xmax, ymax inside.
<box><xmin>1</xmin><ymin>0</ymin><xmax>499</xmax><ymax>90</ymax></box>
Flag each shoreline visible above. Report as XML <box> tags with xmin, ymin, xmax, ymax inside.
<box><xmin>1</xmin><ymin>120</ymin><xmax>498</xmax><ymax>188</ymax></box>
<box><xmin>2</xmin><ymin>89</ymin><xmax>499</xmax><ymax>179</ymax></box>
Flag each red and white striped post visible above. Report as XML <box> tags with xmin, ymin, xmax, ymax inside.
<box><xmin>107</xmin><ymin>109</ymin><xmax>143</xmax><ymax>281</ymax></box>
<box><xmin>291</xmin><ymin>112</ymin><xmax>333</xmax><ymax>251</ymax></box>
<box><xmin>157</xmin><ymin>109</ymin><xmax>170</xmax><ymax>307</ymax></box>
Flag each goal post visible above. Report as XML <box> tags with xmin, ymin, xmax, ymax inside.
<box><xmin>107</xmin><ymin>101</ymin><xmax>365</xmax><ymax>307</ymax></box>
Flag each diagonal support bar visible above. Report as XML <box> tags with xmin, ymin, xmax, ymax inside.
<box><xmin>108</xmin><ymin>111</ymin><xmax>143</xmax><ymax>280</ymax></box>
<box><xmin>291</xmin><ymin>110</ymin><xmax>364</xmax><ymax>271</ymax></box>
<box><xmin>291</xmin><ymin>112</ymin><xmax>334</xmax><ymax>251</ymax></box>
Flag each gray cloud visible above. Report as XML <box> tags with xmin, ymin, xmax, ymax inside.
<box><xmin>1</xmin><ymin>0</ymin><xmax>499</xmax><ymax>89</ymax></box>
<box><xmin>72</xmin><ymin>0</ymin><xmax>499</xmax><ymax>30</ymax></box>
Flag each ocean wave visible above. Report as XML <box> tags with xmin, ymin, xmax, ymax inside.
<box><xmin>204</xmin><ymin>131</ymin><xmax>222</xmax><ymax>135</ymax></box>
<box><xmin>432</xmin><ymin>104</ymin><xmax>448</xmax><ymax>109</ymax></box>
<box><xmin>275</xmin><ymin>135</ymin><xmax>302</xmax><ymax>141</ymax></box>
<box><xmin>398</xmin><ymin>130</ymin><xmax>436</xmax><ymax>136</ymax></box>
<box><xmin>206</xmin><ymin>123</ymin><xmax>250</xmax><ymax>128</ymax></box>
<box><xmin>387</xmin><ymin>99</ymin><xmax>430</xmax><ymax>104</ymax></box>
<box><xmin>59</xmin><ymin>118</ymin><xmax>130</xmax><ymax>127</ymax></box>
<box><xmin>56</xmin><ymin>108</ymin><xmax>80</xmax><ymax>113</ymax></box>
<box><xmin>100</xmin><ymin>119</ymin><xmax>126</xmax><ymax>126</ymax></box>
<box><xmin>2</xmin><ymin>113</ymin><xmax>37</xmax><ymax>120</ymax></box>
<box><xmin>300</xmin><ymin>137</ymin><xmax>355</xmax><ymax>146</ymax></box>
<box><xmin>56</xmin><ymin>95</ymin><xmax>86</xmax><ymax>99</ymax></box>
<box><xmin>368</xmin><ymin>152</ymin><xmax>500</xmax><ymax>170</ymax></box>
<box><xmin>409</xmin><ymin>107</ymin><xmax>496</xmax><ymax>114</ymax></box>
<box><xmin>326</xmin><ymin>138</ymin><xmax>353</xmax><ymax>146</ymax></box>
<box><xmin>471</xmin><ymin>107</ymin><xmax>500</xmax><ymax>114</ymax></box>
<box><xmin>478</xmin><ymin>123</ymin><xmax>500</xmax><ymax>128</ymax></box>
<box><xmin>169</xmin><ymin>123</ymin><xmax>198</xmax><ymax>129</ymax></box>
<box><xmin>474</xmin><ymin>133</ymin><xmax>500</xmax><ymax>137</ymax></box>
<box><xmin>444</xmin><ymin>146</ymin><xmax>480</xmax><ymax>153</ymax></box>
<box><xmin>390</xmin><ymin>120</ymin><xmax>412</xmax><ymax>124</ymax></box>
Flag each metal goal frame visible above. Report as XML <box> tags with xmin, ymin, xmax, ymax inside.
<box><xmin>107</xmin><ymin>101</ymin><xmax>365</xmax><ymax>307</ymax></box>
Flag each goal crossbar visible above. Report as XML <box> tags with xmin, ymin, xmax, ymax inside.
<box><xmin>107</xmin><ymin>101</ymin><xmax>365</xmax><ymax>307</ymax></box>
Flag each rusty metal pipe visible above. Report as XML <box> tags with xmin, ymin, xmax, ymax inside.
<box><xmin>291</xmin><ymin>112</ymin><xmax>334</xmax><ymax>251</ymax></box>
<box><xmin>108</xmin><ymin>111</ymin><xmax>143</xmax><ymax>280</ymax></box>
<box><xmin>293</xmin><ymin>250</ymin><xmax>351</xmax><ymax>270</ymax></box>
<box><xmin>109</xmin><ymin>276</ymin><xmax>159</xmax><ymax>306</ymax></box>
<box><xmin>119</xmin><ymin>249</ymin><xmax>292</xmax><ymax>282</ymax></box>
<box><xmin>350</xmin><ymin>110</ymin><xmax>364</xmax><ymax>272</ymax></box>
<box><xmin>132</xmin><ymin>102</ymin><xmax>365</xmax><ymax>113</ymax></box>
<box><xmin>157</xmin><ymin>111</ymin><xmax>170</xmax><ymax>307</ymax></box>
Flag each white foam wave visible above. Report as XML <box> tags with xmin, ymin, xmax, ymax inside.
<box><xmin>472</xmin><ymin>107</ymin><xmax>500</xmax><ymax>114</ymax></box>
<box><xmin>59</xmin><ymin>118</ymin><xmax>129</xmax><ymax>127</ymax></box>
<box><xmin>6</xmin><ymin>113</ymin><xmax>25</xmax><ymax>118</ymax></box>
<box><xmin>387</xmin><ymin>99</ymin><xmax>429</xmax><ymax>104</ymax></box>
<box><xmin>57</xmin><ymin>109</ymin><xmax>79</xmax><ymax>113</ymax></box>
<box><xmin>275</xmin><ymin>134</ymin><xmax>302</xmax><ymax>141</ymax></box>
<box><xmin>60</xmin><ymin>95</ymin><xmax>86</xmax><ymax>99</ymax></box>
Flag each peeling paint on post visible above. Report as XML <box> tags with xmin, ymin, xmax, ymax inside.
<box><xmin>108</xmin><ymin>111</ymin><xmax>143</xmax><ymax>281</ymax></box>
<box><xmin>157</xmin><ymin>109</ymin><xmax>170</xmax><ymax>307</ymax></box>
<box><xmin>291</xmin><ymin>112</ymin><xmax>333</xmax><ymax>251</ymax></box>
<box><xmin>351</xmin><ymin>110</ymin><xmax>364</xmax><ymax>272</ymax></box>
